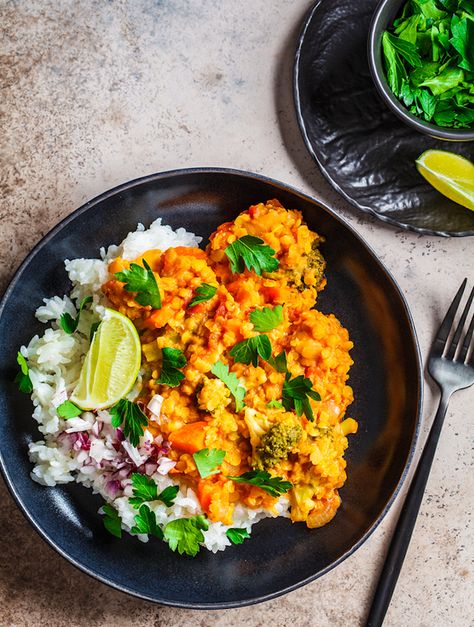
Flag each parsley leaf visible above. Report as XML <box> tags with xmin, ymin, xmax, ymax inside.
<box><xmin>282</xmin><ymin>374</ymin><xmax>321</xmax><ymax>422</ymax></box>
<box><xmin>266</xmin><ymin>399</ymin><xmax>283</xmax><ymax>409</ymax></box>
<box><xmin>129</xmin><ymin>473</ymin><xmax>179</xmax><ymax>508</ymax></box>
<box><xmin>163</xmin><ymin>515</ymin><xmax>209</xmax><ymax>557</ymax></box>
<box><xmin>226</xmin><ymin>527</ymin><xmax>250</xmax><ymax>545</ymax></box>
<box><xmin>267</xmin><ymin>350</ymin><xmax>288</xmax><ymax>373</ymax></box>
<box><xmin>249</xmin><ymin>305</ymin><xmax>284</xmax><ymax>332</ymax></box>
<box><xmin>57</xmin><ymin>400</ymin><xmax>82</xmax><ymax>419</ymax></box>
<box><xmin>193</xmin><ymin>448</ymin><xmax>226</xmax><ymax>478</ymax></box>
<box><xmin>210</xmin><ymin>361</ymin><xmax>246</xmax><ymax>412</ymax></box>
<box><xmin>225</xmin><ymin>235</ymin><xmax>279</xmax><ymax>276</ymax></box>
<box><xmin>228</xmin><ymin>470</ymin><xmax>293</xmax><ymax>498</ymax></box>
<box><xmin>15</xmin><ymin>351</ymin><xmax>33</xmax><ymax>393</ymax></box>
<box><xmin>188</xmin><ymin>283</ymin><xmax>217</xmax><ymax>308</ymax></box>
<box><xmin>229</xmin><ymin>334</ymin><xmax>272</xmax><ymax>367</ymax></box>
<box><xmin>115</xmin><ymin>259</ymin><xmax>161</xmax><ymax>309</ymax></box>
<box><xmin>110</xmin><ymin>399</ymin><xmax>148</xmax><ymax>447</ymax></box>
<box><xmin>102</xmin><ymin>504</ymin><xmax>122</xmax><ymax>538</ymax></box>
<box><xmin>131</xmin><ymin>504</ymin><xmax>163</xmax><ymax>539</ymax></box>
<box><xmin>60</xmin><ymin>296</ymin><xmax>92</xmax><ymax>334</ymax></box>
<box><xmin>156</xmin><ymin>347</ymin><xmax>187</xmax><ymax>387</ymax></box>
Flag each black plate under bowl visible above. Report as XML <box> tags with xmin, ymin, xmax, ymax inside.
<box><xmin>294</xmin><ymin>0</ymin><xmax>474</xmax><ymax>237</ymax></box>
<box><xmin>0</xmin><ymin>168</ymin><xmax>422</xmax><ymax>607</ymax></box>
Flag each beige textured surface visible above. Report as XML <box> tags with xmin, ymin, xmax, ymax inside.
<box><xmin>1</xmin><ymin>1</ymin><xmax>473</xmax><ymax>625</ymax></box>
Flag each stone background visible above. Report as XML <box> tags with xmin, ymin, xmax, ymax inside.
<box><xmin>1</xmin><ymin>1</ymin><xmax>473</xmax><ymax>625</ymax></box>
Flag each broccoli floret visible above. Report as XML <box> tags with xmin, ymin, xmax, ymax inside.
<box><xmin>285</xmin><ymin>238</ymin><xmax>326</xmax><ymax>292</ymax></box>
<box><xmin>254</xmin><ymin>418</ymin><xmax>303</xmax><ymax>470</ymax></box>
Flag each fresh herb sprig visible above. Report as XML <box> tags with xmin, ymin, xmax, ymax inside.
<box><xmin>163</xmin><ymin>515</ymin><xmax>209</xmax><ymax>557</ymax></box>
<box><xmin>226</xmin><ymin>528</ymin><xmax>250</xmax><ymax>545</ymax></box>
<box><xmin>225</xmin><ymin>235</ymin><xmax>279</xmax><ymax>276</ymax></box>
<box><xmin>193</xmin><ymin>448</ymin><xmax>226</xmax><ymax>478</ymax></box>
<box><xmin>157</xmin><ymin>347</ymin><xmax>187</xmax><ymax>387</ymax></box>
<box><xmin>57</xmin><ymin>400</ymin><xmax>82</xmax><ymax>419</ymax></box>
<box><xmin>102</xmin><ymin>504</ymin><xmax>122</xmax><ymax>538</ymax></box>
<box><xmin>282</xmin><ymin>374</ymin><xmax>321</xmax><ymax>422</ymax></box>
<box><xmin>382</xmin><ymin>0</ymin><xmax>474</xmax><ymax>128</ymax></box>
<box><xmin>229</xmin><ymin>335</ymin><xmax>272</xmax><ymax>367</ymax></box>
<box><xmin>129</xmin><ymin>473</ymin><xmax>179</xmax><ymax>508</ymax></box>
<box><xmin>188</xmin><ymin>283</ymin><xmax>217</xmax><ymax>308</ymax></box>
<box><xmin>110</xmin><ymin>398</ymin><xmax>148</xmax><ymax>447</ymax></box>
<box><xmin>250</xmin><ymin>305</ymin><xmax>284</xmax><ymax>332</ymax></box>
<box><xmin>228</xmin><ymin>470</ymin><xmax>293</xmax><ymax>498</ymax></box>
<box><xmin>15</xmin><ymin>351</ymin><xmax>33</xmax><ymax>393</ymax></box>
<box><xmin>115</xmin><ymin>259</ymin><xmax>162</xmax><ymax>309</ymax></box>
<box><xmin>131</xmin><ymin>504</ymin><xmax>163</xmax><ymax>538</ymax></box>
<box><xmin>210</xmin><ymin>361</ymin><xmax>246</xmax><ymax>412</ymax></box>
<box><xmin>60</xmin><ymin>296</ymin><xmax>92</xmax><ymax>334</ymax></box>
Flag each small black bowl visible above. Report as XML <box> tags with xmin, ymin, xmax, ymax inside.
<box><xmin>368</xmin><ymin>0</ymin><xmax>474</xmax><ymax>142</ymax></box>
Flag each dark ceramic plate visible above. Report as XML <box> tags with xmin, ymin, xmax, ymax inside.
<box><xmin>294</xmin><ymin>0</ymin><xmax>474</xmax><ymax>237</ymax></box>
<box><xmin>0</xmin><ymin>168</ymin><xmax>422</xmax><ymax>607</ymax></box>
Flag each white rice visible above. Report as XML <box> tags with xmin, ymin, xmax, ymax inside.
<box><xmin>24</xmin><ymin>218</ymin><xmax>289</xmax><ymax>553</ymax></box>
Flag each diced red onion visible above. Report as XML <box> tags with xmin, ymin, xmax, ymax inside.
<box><xmin>122</xmin><ymin>441</ymin><xmax>147</xmax><ymax>467</ymax></box>
<box><xmin>156</xmin><ymin>456</ymin><xmax>176</xmax><ymax>475</ymax></box>
<box><xmin>147</xmin><ymin>394</ymin><xmax>163</xmax><ymax>422</ymax></box>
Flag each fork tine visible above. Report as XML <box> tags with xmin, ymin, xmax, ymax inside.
<box><xmin>433</xmin><ymin>278</ymin><xmax>467</xmax><ymax>354</ymax></box>
<box><xmin>446</xmin><ymin>285</ymin><xmax>474</xmax><ymax>360</ymax></box>
<box><xmin>459</xmin><ymin>309</ymin><xmax>474</xmax><ymax>364</ymax></box>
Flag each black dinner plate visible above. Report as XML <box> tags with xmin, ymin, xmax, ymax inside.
<box><xmin>294</xmin><ymin>0</ymin><xmax>474</xmax><ymax>237</ymax></box>
<box><xmin>0</xmin><ymin>168</ymin><xmax>422</xmax><ymax>607</ymax></box>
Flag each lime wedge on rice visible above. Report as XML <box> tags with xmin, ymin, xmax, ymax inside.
<box><xmin>70</xmin><ymin>308</ymin><xmax>141</xmax><ymax>410</ymax></box>
<box><xmin>416</xmin><ymin>150</ymin><xmax>474</xmax><ymax>211</ymax></box>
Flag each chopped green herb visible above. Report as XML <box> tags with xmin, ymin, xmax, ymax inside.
<box><xmin>163</xmin><ymin>515</ymin><xmax>209</xmax><ymax>557</ymax></box>
<box><xmin>266</xmin><ymin>399</ymin><xmax>284</xmax><ymax>409</ymax></box>
<box><xmin>226</xmin><ymin>527</ymin><xmax>250</xmax><ymax>545</ymax></box>
<box><xmin>282</xmin><ymin>374</ymin><xmax>321</xmax><ymax>422</ymax></box>
<box><xmin>267</xmin><ymin>350</ymin><xmax>288</xmax><ymax>373</ymax></box>
<box><xmin>249</xmin><ymin>304</ymin><xmax>284</xmax><ymax>332</ymax></box>
<box><xmin>15</xmin><ymin>351</ymin><xmax>33</xmax><ymax>394</ymax></box>
<box><xmin>89</xmin><ymin>321</ymin><xmax>100</xmax><ymax>342</ymax></box>
<box><xmin>193</xmin><ymin>448</ymin><xmax>226</xmax><ymax>478</ymax></box>
<box><xmin>129</xmin><ymin>474</ymin><xmax>180</xmax><ymax>508</ymax></box>
<box><xmin>188</xmin><ymin>283</ymin><xmax>218</xmax><ymax>308</ymax></box>
<box><xmin>57</xmin><ymin>400</ymin><xmax>82</xmax><ymax>419</ymax></box>
<box><xmin>382</xmin><ymin>1</ymin><xmax>474</xmax><ymax>128</ymax></box>
<box><xmin>60</xmin><ymin>296</ymin><xmax>92</xmax><ymax>334</ymax></box>
<box><xmin>115</xmin><ymin>259</ymin><xmax>161</xmax><ymax>309</ymax></box>
<box><xmin>156</xmin><ymin>347</ymin><xmax>187</xmax><ymax>387</ymax></box>
<box><xmin>225</xmin><ymin>235</ymin><xmax>279</xmax><ymax>276</ymax></box>
<box><xmin>229</xmin><ymin>334</ymin><xmax>272</xmax><ymax>367</ymax></box>
<box><xmin>210</xmin><ymin>361</ymin><xmax>246</xmax><ymax>412</ymax></box>
<box><xmin>131</xmin><ymin>504</ymin><xmax>163</xmax><ymax>539</ymax></box>
<box><xmin>110</xmin><ymin>399</ymin><xmax>148</xmax><ymax>447</ymax></box>
<box><xmin>102</xmin><ymin>504</ymin><xmax>122</xmax><ymax>538</ymax></box>
<box><xmin>228</xmin><ymin>470</ymin><xmax>293</xmax><ymax>498</ymax></box>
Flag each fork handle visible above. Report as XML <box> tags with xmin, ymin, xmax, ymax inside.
<box><xmin>365</xmin><ymin>390</ymin><xmax>452</xmax><ymax>627</ymax></box>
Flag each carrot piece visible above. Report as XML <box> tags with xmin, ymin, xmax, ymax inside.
<box><xmin>197</xmin><ymin>479</ymin><xmax>213</xmax><ymax>511</ymax></box>
<box><xmin>168</xmin><ymin>421</ymin><xmax>207</xmax><ymax>454</ymax></box>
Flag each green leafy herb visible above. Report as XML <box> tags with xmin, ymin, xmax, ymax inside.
<box><xmin>115</xmin><ymin>259</ymin><xmax>162</xmax><ymax>309</ymax></box>
<box><xmin>225</xmin><ymin>235</ymin><xmax>279</xmax><ymax>276</ymax></box>
<box><xmin>156</xmin><ymin>347</ymin><xmax>187</xmax><ymax>387</ymax></box>
<box><xmin>110</xmin><ymin>399</ymin><xmax>148</xmax><ymax>447</ymax></box>
<box><xmin>193</xmin><ymin>448</ymin><xmax>226</xmax><ymax>478</ymax></box>
<box><xmin>382</xmin><ymin>1</ymin><xmax>474</xmax><ymax>128</ymax></box>
<box><xmin>249</xmin><ymin>305</ymin><xmax>284</xmax><ymax>332</ymax></box>
<box><xmin>131</xmin><ymin>504</ymin><xmax>163</xmax><ymax>539</ymax></box>
<box><xmin>267</xmin><ymin>350</ymin><xmax>288</xmax><ymax>373</ymax></box>
<box><xmin>188</xmin><ymin>283</ymin><xmax>218</xmax><ymax>308</ymax></box>
<box><xmin>282</xmin><ymin>374</ymin><xmax>321</xmax><ymax>422</ymax></box>
<box><xmin>163</xmin><ymin>515</ymin><xmax>209</xmax><ymax>557</ymax></box>
<box><xmin>228</xmin><ymin>470</ymin><xmax>293</xmax><ymax>498</ymax></box>
<box><xmin>229</xmin><ymin>334</ymin><xmax>272</xmax><ymax>367</ymax></box>
<box><xmin>210</xmin><ymin>361</ymin><xmax>246</xmax><ymax>412</ymax></box>
<box><xmin>266</xmin><ymin>399</ymin><xmax>284</xmax><ymax>409</ymax></box>
<box><xmin>57</xmin><ymin>400</ymin><xmax>82</xmax><ymax>419</ymax></box>
<box><xmin>15</xmin><ymin>351</ymin><xmax>33</xmax><ymax>393</ymax></box>
<box><xmin>129</xmin><ymin>473</ymin><xmax>180</xmax><ymax>508</ymax></box>
<box><xmin>60</xmin><ymin>296</ymin><xmax>92</xmax><ymax>334</ymax></box>
<box><xmin>102</xmin><ymin>504</ymin><xmax>122</xmax><ymax>538</ymax></box>
<box><xmin>226</xmin><ymin>527</ymin><xmax>250</xmax><ymax>545</ymax></box>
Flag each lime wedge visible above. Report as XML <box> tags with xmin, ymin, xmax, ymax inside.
<box><xmin>70</xmin><ymin>308</ymin><xmax>141</xmax><ymax>410</ymax></box>
<box><xmin>416</xmin><ymin>150</ymin><xmax>474</xmax><ymax>211</ymax></box>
